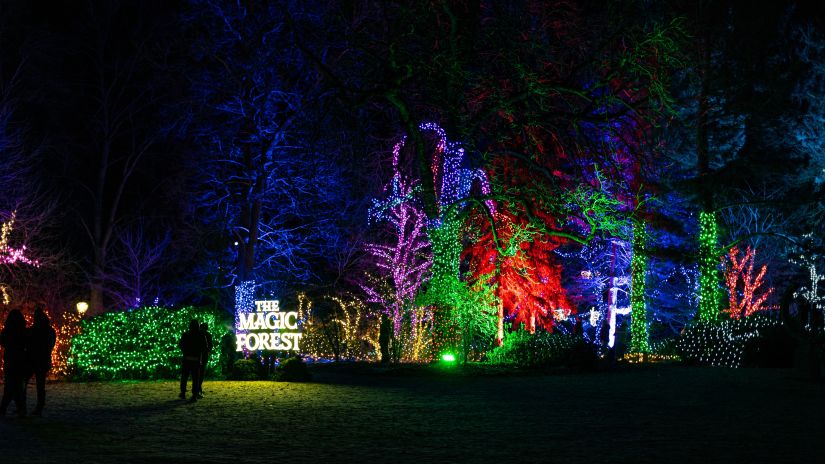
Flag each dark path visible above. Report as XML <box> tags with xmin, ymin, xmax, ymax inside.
<box><xmin>0</xmin><ymin>366</ymin><xmax>822</xmax><ymax>463</ymax></box>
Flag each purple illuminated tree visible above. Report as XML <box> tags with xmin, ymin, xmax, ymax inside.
<box><xmin>362</xmin><ymin>149</ymin><xmax>432</xmax><ymax>361</ymax></box>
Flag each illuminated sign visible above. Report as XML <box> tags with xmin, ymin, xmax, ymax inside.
<box><xmin>235</xmin><ymin>300</ymin><xmax>302</xmax><ymax>351</ymax></box>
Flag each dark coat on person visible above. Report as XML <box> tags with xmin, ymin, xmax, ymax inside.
<box><xmin>201</xmin><ymin>327</ymin><xmax>213</xmax><ymax>360</ymax></box>
<box><xmin>1</xmin><ymin>321</ymin><xmax>28</xmax><ymax>375</ymax></box>
<box><xmin>28</xmin><ymin>318</ymin><xmax>56</xmax><ymax>371</ymax></box>
<box><xmin>179</xmin><ymin>322</ymin><xmax>207</xmax><ymax>362</ymax></box>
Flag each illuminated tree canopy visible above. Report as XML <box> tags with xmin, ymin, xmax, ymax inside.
<box><xmin>0</xmin><ymin>0</ymin><xmax>822</xmax><ymax>371</ymax></box>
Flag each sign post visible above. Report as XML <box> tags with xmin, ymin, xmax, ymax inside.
<box><xmin>235</xmin><ymin>300</ymin><xmax>302</xmax><ymax>352</ymax></box>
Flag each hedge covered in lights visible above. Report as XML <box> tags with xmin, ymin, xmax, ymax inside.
<box><xmin>675</xmin><ymin>313</ymin><xmax>785</xmax><ymax>368</ymax></box>
<box><xmin>486</xmin><ymin>329</ymin><xmax>596</xmax><ymax>368</ymax></box>
<box><xmin>70</xmin><ymin>306</ymin><xmax>229</xmax><ymax>380</ymax></box>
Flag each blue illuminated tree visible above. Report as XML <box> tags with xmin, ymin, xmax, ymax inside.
<box><xmin>661</xmin><ymin>2</ymin><xmax>822</xmax><ymax>321</ymax></box>
<box><xmin>182</xmin><ymin>1</ymin><xmax>350</xmax><ymax>313</ymax></box>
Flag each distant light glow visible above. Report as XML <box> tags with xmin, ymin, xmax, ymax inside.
<box><xmin>76</xmin><ymin>301</ymin><xmax>89</xmax><ymax>316</ymax></box>
<box><xmin>588</xmin><ymin>308</ymin><xmax>600</xmax><ymax>326</ymax></box>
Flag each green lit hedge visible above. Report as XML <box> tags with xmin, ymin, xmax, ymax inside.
<box><xmin>70</xmin><ymin>306</ymin><xmax>229</xmax><ymax>380</ymax></box>
<box><xmin>486</xmin><ymin>329</ymin><xmax>596</xmax><ymax>368</ymax></box>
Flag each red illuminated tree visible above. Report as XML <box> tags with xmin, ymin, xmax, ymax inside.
<box><xmin>724</xmin><ymin>245</ymin><xmax>774</xmax><ymax>319</ymax></box>
<box><xmin>464</xmin><ymin>155</ymin><xmax>577</xmax><ymax>340</ymax></box>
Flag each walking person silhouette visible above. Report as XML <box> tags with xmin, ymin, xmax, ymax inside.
<box><xmin>197</xmin><ymin>322</ymin><xmax>213</xmax><ymax>398</ymax></box>
<box><xmin>179</xmin><ymin>319</ymin><xmax>206</xmax><ymax>402</ymax></box>
<box><xmin>1</xmin><ymin>309</ymin><xmax>28</xmax><ymax>417</ymax></box>
<box><xmin>27</xmin><ymin>305</ymin><xmax>56</xmax><ymax>416</ymax></box>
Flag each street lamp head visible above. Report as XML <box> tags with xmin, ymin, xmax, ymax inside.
<box><xmin>76</xmin><ymin>301</ymin><xmax>89</xmax><ymax>316</ymax></box>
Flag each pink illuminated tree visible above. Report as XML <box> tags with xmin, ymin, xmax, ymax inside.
<box><xmin>0</xmin><ymin>211</ymin><xmax>41</xmax><ymax>304</ymax></box>
<box><xmin>0</xmin><ymin>212</ymin><xmax>39</xmax><ymax>267</ymax></box>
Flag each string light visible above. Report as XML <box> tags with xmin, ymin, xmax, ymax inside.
<box><xmin>724</xmin><ymin>245</ymin><xmax>775</xmax><ymax>319</ymax></box>
<box><xmin>426</xmin><ymin>216</ymin><xmax>464</xmax><ymax>358</ymax></box>
<box><xmin>52</xmin><ymin>310</ymin><xmax>82</xmax><ymax>377</ymax></box>
<box><xmin>297</xmin><ymin>293</ymin><xmax>381</xmax><ymax>361</ymax></box>
<box><xmin>588</xmin><ymin>308</ymin><xmax>600</xmax><ymax>326</ymax></box>
<box><xmin>0</xmin><ymin>211</ymin><xmax>40</xmax><ymax>267</ymax></box>
<box><xmin>0</xmin><ymin>211</ymin><xmax>41</xmax><ymax>305</ymax></box>
<box><xmin>487</xmin><ymin>329</ymin><xmax>584</xmax><ymax>366</ymax></box>
<box><xmin>675</xmin><ymin>313</ymin><xmax>780</xmax><ymax>368</ymax></box>
<box><xmin>364</xmin><ymin>174</ymin><xmax>432</xmax><ymax>340</ymax></box>
<box><xmin>417</xmin><ymin>122</ymin><xmax>494</xmax><ymax>214</ymax></box>
<box><xmin>630</xmin><ymin>224</ymin><xmax>650</xmax><ymax>353</ymax></box>
<box><xmin>234</xmin><ymin>279</ymin><xmax>256</xmax><ymax>332</ymax></box>
<box><xmin>607</xmin><ymin>277</ymin><xmax>631</xmax><ymax>349</ymax></box>
<box><xmin>556</xmin><ymin>239</ymin><xmax>630</xmax><ymax>351</ymax></box>
<box><xmin>71</xmin><ymin>306</ymin><xmax>225</xmax><ymax>379</ymax></box>
<box><xmin>374</xmin><ymin>122</ymin><xmax>498</xmax><ymax>361</ymax></box>
<box><xmin>697</xmin><ymin>211</ymin><xmax>722</xmax><ymax>321</ymax></box>
<box><xmin>789</xmin><ymin>234</ymin><xmax>824</xmax><ymax>313</ymax></box>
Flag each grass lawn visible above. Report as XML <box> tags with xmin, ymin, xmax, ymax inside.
<box><xmin>0</xmin><ymin>364</ymin><xmax>823</xmax><ymax>463</ymax></box>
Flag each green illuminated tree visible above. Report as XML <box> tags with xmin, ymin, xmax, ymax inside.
<box><xmin>629</xmin><ymin>223</ymin><xmax>650</xmax><ymax>353</ymax></box>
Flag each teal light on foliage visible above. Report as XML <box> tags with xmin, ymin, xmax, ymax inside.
<box><xmin>71</xmin><ymin>306</ymin><xmax>226</xmax><ymax>379</ymax></box>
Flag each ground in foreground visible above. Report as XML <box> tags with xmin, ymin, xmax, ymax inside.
<box><xmin>1</xmin><ymin>365</ymin><xmax>823</xmax><ymax>463</ymax></box>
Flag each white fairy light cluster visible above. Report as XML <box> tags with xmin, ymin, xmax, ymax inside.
<box><xmin>789</xmin><ymin>241</ymin><xmax>824</xmax><ymax>313</ymax></box>
<box><xmin>787</xmin><ymin>234</ymin><xmax>825</xmax><ymax>339</ymax></box>
<box><xmin>675</xmin><ymin>313</ymin><xmax>780</xmax><ymax>368</ymax></box>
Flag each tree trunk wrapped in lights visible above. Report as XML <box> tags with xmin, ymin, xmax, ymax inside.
<box><xmin>362</xmin><ymin>171</ymin><xmax>433</xmax><ymax>362</ymax></box>
<box><xmin>629</xmin><ymin>223</ymin><xmax>650</xmax><ymax>353</ymax></box>
<box><xmin>422</xmin><ymin>216</ymin><xmax>463</xmax><ymax>360</ymax></box>
<box><xmin>698</xmin><ymin>211</ymin><xmax>723</xmax><ymax>321</ymax></box>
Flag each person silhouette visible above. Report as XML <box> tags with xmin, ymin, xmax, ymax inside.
<box><xmin>1</xmin><ymin>309</ymin><xmax>28</xmax><ymax>417</ymax></box>
<box><xmin>219</xmin><ymin>332</ymin><xmax>236</xmax><ymax>377</ymax></box>
<box><xmin>197</xmin><ymin>323</ymin><xmax>213</xmax><ymax>398</ymax></box>
<box><xmin>179</xmin><ymin>319</ymin><xmax>206</xmax><ymax>402</ymax></box>
<box><xmin>27</xmin><ymin>305</ymin><xmax>56</xmax><ymax>416</ymax></box>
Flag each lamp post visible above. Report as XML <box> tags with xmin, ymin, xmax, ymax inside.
<box><xmin>76</xmin><ymin>301</ymin><xmax>88</xmax><ymax>318</ymax></box>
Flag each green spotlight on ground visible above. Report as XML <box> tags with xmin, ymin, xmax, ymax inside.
<box><xmin>441</xmin><ymin>353</ymin><xmax>456</xmax><ymax>362</ymax></box>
